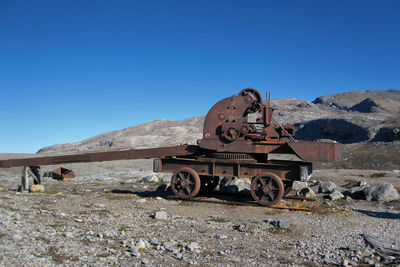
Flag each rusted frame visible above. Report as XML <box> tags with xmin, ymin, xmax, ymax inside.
<box><xmin>158</xmin><ymin>157</ymin><xmax>302</xmax><ymax>181</ymax></box>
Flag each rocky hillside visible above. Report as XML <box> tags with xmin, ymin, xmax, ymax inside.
<box><xmin>38</xmin><ymin>89</ymin><xmax>400</xmax><ymax>155</ymax></box>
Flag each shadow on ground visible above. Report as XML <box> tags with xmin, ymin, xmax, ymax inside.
<box><xmin>355</xmin><ymin>209</ymin><xmax>400</xmax><ymax>220</ymax></box>
<box><xmin>110</xmin><ymin>188</ymin><xmax>254</xmax><ymax>203</ymax></box>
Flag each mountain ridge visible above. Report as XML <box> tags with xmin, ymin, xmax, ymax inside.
<box><xmin>38</xmin><ymin>89</ymin><xmax>400</xmax><ymax>154</ymax></box>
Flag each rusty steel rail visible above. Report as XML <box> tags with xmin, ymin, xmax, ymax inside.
<box><xmin>0</xmin><ymin>145</ymin><xmax>199</xmax><ymax>168</ymax></box>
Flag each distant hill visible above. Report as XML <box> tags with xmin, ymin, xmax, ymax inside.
<box><xmin>38</xmin><ymin>89</ymin><xmax>400</xmax><ymax>154</ymax></box>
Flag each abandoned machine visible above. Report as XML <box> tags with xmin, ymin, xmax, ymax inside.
<box><xmin>0</xmin><ymin>88</ymin><xmax>342</xmax><ymax>206</ymax></box>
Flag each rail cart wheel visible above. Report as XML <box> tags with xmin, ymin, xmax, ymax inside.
<box><xmin>250</xmin><ymin>172</ymin><xmax>284</xmax><ymax>206</ymax></box>
<box><xmin>171</xmin><ymin>167</ymin><xmax>201</xmax><ymax>199</ymax></box>
<box><xmin>283</xmin><ymin>180</ymin><xmax>293</xmax><ymax>196</ymax></box>
<box><xmin>199</xmin><ymin>176</ymin><xmax>220</xmax><ymax>195</ymax></box>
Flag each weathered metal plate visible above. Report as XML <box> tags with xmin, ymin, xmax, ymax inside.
<box><xmin>0</xmin><ymin>145</ymin><xmax>199</xmax><ymax>168</ymax></box>
<box><xmin>47</xmin><ymin>167</ymin><xmax>76</xmax><ymax>181</ymax></box>
<box><xmin>288</xmin><ymin>141</ymin><xmax>342</xmax><ymax>162</ymax></box>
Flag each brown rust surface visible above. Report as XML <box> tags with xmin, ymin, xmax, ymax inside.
<box><xmin>0</xmin><ymin>145</ymin><xmax>199</xmax><ymax>168</ymax></box>
<box><xmin>288</xmin><ymin>141</ymin><xmax>342</xmax><ymax>162</ymax></box>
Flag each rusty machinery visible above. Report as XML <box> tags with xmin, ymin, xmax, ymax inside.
<box><xmin>0</xmin><ymin>88</ymin><xmax>341</xmax><ymax>206</ymax></box>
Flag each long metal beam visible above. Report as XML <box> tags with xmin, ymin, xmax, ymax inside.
<box><xmin>0</xmin><ymin>145</ymin><xmax>199</xmax><ymax>168</ymax></box>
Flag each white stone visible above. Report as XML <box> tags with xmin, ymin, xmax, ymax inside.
<box><xmin>53</xmin><ymin>212</ymin><xmax>66</xmax><ymax>217</ymax></box>
<box><xmin>136</xmin><ymin>239</ymin><xmax>146</xmax><ymax>249</ymax></box>
<box><xmin>328</xmin><ymin>190</ymin><xmax>344</xmax><ymax>201</ymax></box>
<box><xmin>186</xmin><ymin>242</ymin><xmax>200</xmax><ymax>252</ymax></box>
<box><xmin>154</xmin><ymin>211</ymin><xmax>167</xmax><ymax>220</ymax></box>
<box><xmin>143</xmin><ymin>174</ymin><xmax>159</xmax><ymax>183</ymax></box>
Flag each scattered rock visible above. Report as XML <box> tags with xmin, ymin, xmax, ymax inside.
<box><xmin>216</xmin><ymin>234</ymin><xmax>227</xmax><ymax>239</ymax></box>
<box><xmin>154</xmin><ymin>211</ymin><xmax>168</xmax><ymax>220</ymax></box>
<box><xmin>10</xmin><ymin>234</ymin><xmax>23</xmax><ymax>241</ymax></box>
<box><xmin>296</xmin><ymin>187</ymin><xmax>315</xmax><ymax>198</ymax></box>
<box><xmin>141</xmin><ymin>259</ymin><xmax>150</xmax><ymax>264</ymax></box>
<box><xmin>186</xmin><ymin>242</ymin><xmax>200</xmax><ymax>252</ymax></box>
<box><xmin>233</xmin><ymin>224</ymin><xmax>247</xmax><ymax>232</ymax></box>
<box><xmin>29</xmin><ymin>184</ymin><xmax>44</xmax><ymax>193</ymax></box>
<box><xmin>129</xmin><ymin>247</ymin><xmax>141</xmax><ymax>257</ymax></box>
<box><xmin>149</xmin><ymin>238</ymin><xmax>160</xmax><ymax>246</ymax></box>
<box><xmin>53</xmin><ymin>212</ymin><xmax>66</xmax><ymax>217</ymax></box>
<box><xmin>357</xmin><ymin>181</ymin><xmax>367</xmax><ymax>187</ymax></box>
<box><xmin>122</xmin><ymin>178</ymin><xmax>137</xmax><ymax>184</ymax></box>
<box><xmin>363</xmin><ymin>184</ymin><xmax>400</xmax><ymax>201</ymax></box>
<box><xmin>136</xmin><ymin>199</ymin><xmax>147</xmax><ymax>203</ymax></box>
<box><xmin>309</xmin><ymin>181</ymin><xmax>321</xmax><ymax>193</ymax></box>
<box><xmin>292</xmin><ymin>181</ymin><xmax>308</xmax><ymax>191</ymax></box>
<box><xmin>163</xmin><ymin>241</ymin><xmax>175</xmax><ymax>250</ymax></box>
<box><xmin>63</xmin><ymin>232</ymin><xmax>74</xmax><ymax>238</ymax></box>
<box><xmin>320</xmin><ymin>181</ymin><xmax>336</xmax><ymax>193</ymax></box>
<box><xmin>345</xmin><ymin>196</ymin><xmax>353</xmax><ymax>201</ymax></box>
<box><xmin>158</xmin><ymin>173</ymin><xmax>172</xmax><ymax>182</ymax></box>
<box><xmin>101</xmin><ymin>231</ymin><xmax>113</xmax><ymax>238</ymax></box>
<box><xmin>272</xmin><ymin>220</ymin><xmax>291</xmax><ymax>229</ymax></box>
<box><xmin>143</xmin><ymin>174</ymin><xmax>159</xmax><ymax>183</ymax></box>
<box><xmin>219</xmin><ymin>177</ymin><xmax>245</xmax><ymax>193</ymax></box>
<box><xmin>328</xmin><ymin>190</ymin><xmax>344</xmax><ymax>201</ymax></box>
<box><xmin>136</xmin><ymin>239</ymin><xmax>147</xmax><ymax>249</ymax></box>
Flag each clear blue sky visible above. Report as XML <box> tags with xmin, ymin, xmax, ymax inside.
<box><xmin>1</xmin><ymin>0</ymin><xmax>399</xmax><ymax>153</ymax></box>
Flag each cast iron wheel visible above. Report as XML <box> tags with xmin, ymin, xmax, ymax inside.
<box><xmin>171</xmin><ymin>167</ymin><xmax>201</xmax><ymax>199</ymax></box>
<box><xmin>250</xmin><ymin>172</ymin><xmax>284</xmax><ymax>206</ymax></box>
<box><xmin>199</xmin><ymin>176</ymin><xmax>220</xmax><ymax>195</ymax></box>
<box><xmin>283</xmin><ymin>180</ymin><xmax>293</xmax><ymax>196</ymax></box>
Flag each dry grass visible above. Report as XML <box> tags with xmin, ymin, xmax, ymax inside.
<box><xmin>208</xmin><ymin>217</ymin><xmax>231</xmax><ymax>223</ymax></box>
<box><xmin>370</xmin><ymin>172</ymin><xmax>386</xmax><ymax>178</ymax></box>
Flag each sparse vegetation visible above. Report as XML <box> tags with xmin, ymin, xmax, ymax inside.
<box><xmin>118</xmin><ymin>225</ymin><xmax>132</xmax><ymax>232</ymax></box>
<box><xmin>49</xmin><ymin>221</ymin><xmax>66</xmax><ymax>228</ymax></box>
<box><xmin>267</xmin><ymin>226</ymin><xmax>287</xmax><ymax>235</ymax></box>
<box><xmin>265</xmin><ymin>210</ymin><xmax>278</xmax><ymax>216</ymax></box>
<box><xmin>45</xmin><ymin>189</ymin><xmax>60</xmax><ymax>195</ymax></box>
<box><xmin>208</xmin><ymin>217</ymin><xmax>231</xmax><ymax>223</ymax></box>
<box><xmin>370</xmin><ymin>172</ymin><xmax>386</xmax><ymax>178</ymax></box>
<box><xmin>46</xmin><ymin>247</ymin><xmax>79</xmax><ymax>264</ymax></box>
<box><xmin>279</xmin><ymin>245</ymin><xmax>293</xmax><ymax>251</ymax></box>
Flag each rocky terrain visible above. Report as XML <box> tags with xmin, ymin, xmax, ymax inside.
<box><xmin>0</xmin><ymin>162</ymin><xmax>399</xmax><ymax>266</ymax></box>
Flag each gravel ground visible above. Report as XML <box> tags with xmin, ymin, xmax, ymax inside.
<box><xmin>0</xmin><ymin>163</ymin><xmax>399</xmax><ymax>266</ymax></box>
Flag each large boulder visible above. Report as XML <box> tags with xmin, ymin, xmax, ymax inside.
<box><xmin>349</xmin><ymin>186</ymin><xmax>368</xmax><ymax>199</ymax></box>
<box><xmin>363</xmin><ymin>184</ymin><xmax>400</xmax><ymax>202</ymax></box>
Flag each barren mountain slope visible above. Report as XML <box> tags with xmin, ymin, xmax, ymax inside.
<box><xmin>312</xmin><ymin>89</ymin><xmax>400</xmax><ymax>113</ymax></box>
<box><xmin>38</xmin><ymin>89</ymin><xmax>400</xmax><ymax>155</ymax></box>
